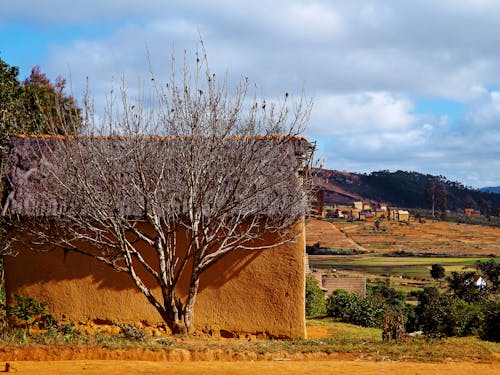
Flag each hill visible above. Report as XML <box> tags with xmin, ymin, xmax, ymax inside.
<box><xmin>315</xmin><ymin>169</ymin><xmax>500</xmax><ymax>214</ymax></box>
<box><xmin>480</xmin><ymin>186</ymin><xmax>500</xmax><ymax>193</ymax></box>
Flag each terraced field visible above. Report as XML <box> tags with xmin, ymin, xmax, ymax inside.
<box><xmin>306</xmin><ymin>218</ymin><xmax>500</xmax><ymax>280</ymax></box>
<box><xmin>313</xmin><ymin>219</ymin><xmax>500</xmax><ymax>256</ymax></box>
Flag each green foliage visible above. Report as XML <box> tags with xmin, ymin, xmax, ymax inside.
<box><xmin>476</xmin><ymin>259</ymin><xmax>499</xmax><ymax>292</ymax></box>
<box><xmin>367</xmin><ymin>281</ymin><xmax>405</xmax><ymax>308</ymax></box>
<box><xmin>0</xmin><ymin>58</ymin><xmax>81</xmax><ymax>151</ymax></box>
<box><xmin>305</xmin><ymin>243</ymin><xmax>366</xmax><ymax>255</ymax></box>
<box><xmin>327</xmin><ymin>289</ymin><xmax>385</xmax><ymax>328</ymax></box>
<box><xmin>447</xmin><ymin>271</ymin><xmax>487</xmax><ymax>303</ymax></box>
<box><xmin>479</xmin><ymin>300</ymin><xmax>500</xmax><ymax>342</ymax></box>
<box><xmin>430</xmin><ymin>264</ymin><xmax>446</xmax><ymax>279</ymax></box>
<box><xmin>415</xmin><ymin>287</ymin><xmax>453</xmax><ymax>337</ymax></box>
<box><xmin>305</xmin><ymin>275</ymin><xmax>326</xmax><ymax>318</ymax></box>
<box><xmin>9</xmin><ymin>294</ymin><xmax>48</xmax><ymax>326</ymax></box>
<box><xmin>415</xmin><ymin>287</ymin><xmax>484</xmax><ymax>337</ymax></box>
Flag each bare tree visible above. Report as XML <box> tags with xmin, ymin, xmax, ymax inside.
<box><xmin>424</xmin><ymin>179</ymin><xmax>447</xmax><ymax>218</ymax></box>
<box><xmin>1</xmin><ymin>49</ymin><xmax>314</xmax><ymax>334</ymax></box>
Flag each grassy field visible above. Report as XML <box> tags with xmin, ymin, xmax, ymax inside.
<box><xmin>308</xmin><ymin>254</ymin><xmax>497</xmax><ymax>279</ymax></box>
<box><xmin>306</xmin><ymin>218</ymin><xmax>500</xmax><ymax>292</ymax></box>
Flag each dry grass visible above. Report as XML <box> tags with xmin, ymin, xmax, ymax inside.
<box><xmin>306</xmin><ymin>218</ymin><xmax>365</xmax><ymax>250</ymax></box>
<box><xmin>0</xmin><ymin>320</ymin><xmax>498</xmax><ymax>363</ymax></box>
<box><xmin>315</xmin><ymin>219</ymin><xmax>500</xmax><ymax>257</ymax></box>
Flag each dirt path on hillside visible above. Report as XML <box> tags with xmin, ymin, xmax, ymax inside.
<box><xmin>3</xmin><ymin>359</ymin><xmax>498</xmax><ymax>374</ymax></box>
<box><xmin>306</xmin><ymin>219</ymin><xmax>365</xmax><ymax>250</ymax></box>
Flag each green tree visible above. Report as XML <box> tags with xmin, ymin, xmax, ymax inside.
<box><xmin>479</xmin><ymin>300</ymin><xmax>500</xmax><ymax>342</ymax></box>
<box><xmin>0</xmin><ymin>58</ymin><xmax>27</xmax><ymax>149</ymax></box>
<box><xmin>327</xmin><ymin>289</ymin><xmax>386</xmax><ymax>328</ymax></box>
<box><xmin>415</xmin><ymin>286</ymin><xmax>453</xmax><ymax>336</ymax></box>
<box><xmin>305</xmin><ymin>275</ymin><xmax>326</xmax><ymax>318</ymax></box>
<box><xmin>0</xmin><ymin>58</ymin><xmax>80</xmax><ymax>151</ymax></box>
<box><xmin>22</xmin><ymin>66</ymin><xmax>80</xmax><ymax>134</ymax></box>
<box><xmin>475</xmin><ymin>259</ymin><xmax>499</xmax><ymax>292</ymax></box>
<box><xmin>430</xmin><ymin>264</ymin><xmax>446</xmax><ymax>280</ymax></box>
<box><xmin>447</xmin><ymin>271</ymin><xmax>487</xmax><ymax>303</ymax></box>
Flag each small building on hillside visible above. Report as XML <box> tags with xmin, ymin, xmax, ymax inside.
<box><xmin>466</xmin><ymin>275</ymin><xmax>487</xmax><ymax>288</ymax></box>
<box><xmin>359</xmin><ymin>211</ymin><xmax>375</xmax><ymax>221</ymax></box>
<box><xmin>387</xmin><ymin>208</ymin><xmax>410</xmax><ymax>221</ymax></box>
<box><xmin>464</xmin><ymin>208</ymin><xmax>481</xmax><ymax>217</ymax></box>
<box><xmin>396</xmin><ymin>210</ymin><xmax>410</xmax><ymax>221</ymax></box>
<box><xmin>353</xmin><ymin>201</ymin><xmax>364</xmax><ymax>210</ymax></box>
<box><xmin>321</xmin><ymin>274</ymin><xmax>366</xmax><ymax>297</ymax></box>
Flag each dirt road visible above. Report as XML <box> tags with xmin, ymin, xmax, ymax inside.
<box><xmin>3</xmin><ymin>359</ymin><xmax>498</xmax><ymax>374</ymax></box>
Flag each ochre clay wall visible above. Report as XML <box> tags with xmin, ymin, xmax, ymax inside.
<box><xmin>3</xmin><ymin>223</ymin><xmax>306</xmax><ymax>338</ymax></box>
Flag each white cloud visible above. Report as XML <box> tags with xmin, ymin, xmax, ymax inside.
<box><xmin>309</xmin><ymin>92</ymin><xmax>415</xmax><ymax>136</ymax></box>
<box><xmin>5</xmin><ymin>1</ymin><xmax>500</xmax><ymax>186</ymax></box>
<box><xmin>465</xmin><ymin>91</ymin><xmax>500</xmax><ymax>127</ymax></box>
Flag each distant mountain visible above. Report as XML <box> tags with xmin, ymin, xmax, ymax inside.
<box><xmin>315</xmin><ymin>169</ymin><xmax>500</xmax><ymax>213</ymax></box>
<box><xmin>480</xmin><ymin>186</ymin><xmax>500</xmax><ymax>194</ymax></box>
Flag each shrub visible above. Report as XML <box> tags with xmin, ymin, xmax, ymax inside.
<box><xmin>117</xmin><ymin>323</ymin><xmax>146</xmax><ymax>341</ymax></box>
<box><xmin>479</xmin><ymin>300</ymin><xmax>500</xmax><ymax>342</ymax></box>
<box><xmin>9</xmin><ymin>295</ymin><xmax>48</xmax><ymax>327</ymax></box>
<box><xmin>305</xmin><ymin>275</ymin><xmax>326</xmax><ymax>318</ymax></box>
<box><xmin>415</xmin><ymin>287</ymin><xmax>483</xmax><ymax>337</ymax></box>
<box><xmin>430</xmin><ymin>264</ymin><xmax>445</xmax><ymax>279</ymax></box>
<box><xmin>447</xmin><ymin>300</ymin><xmax>483</xmax><ymax>337</ymax></box>
<box><xmin>327</xmin><ymin>289</ymin><xmax>385</xmax><ymax>328</ymax></box>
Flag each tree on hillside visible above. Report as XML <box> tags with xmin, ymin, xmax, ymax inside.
<box><xmin>464</xmin><ymin>194</ymin><xmax>476</xmax><ymax>209</ymax></box>
<box><xmin>1</xmin><ymin>48</ymin><xmax>314</xmax><ymax>334</ymax></box>
<box><xmin>424</xmin><ymin>179</ymin><xmax>447</xmax><ymax>218</ymax></box>
<box><xmin>430</xmin><ymin>264</ymin><xmax>445</xmax><ymax>280</ymax></box>
<box><xmin>478</xmin><ymin>198</ymin><xmax>492</xmax><ymax>218</ymax></box>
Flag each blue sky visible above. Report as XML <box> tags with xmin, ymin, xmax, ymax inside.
<box><xmin>2</xmin><ymin>1</ymin><xmax>500</xmax><ymax>188</ymax></box>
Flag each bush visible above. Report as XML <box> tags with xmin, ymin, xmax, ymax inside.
<box><xmin>415</xmin><ymin>287</ymin><xmax>483</xmax><ymax>337</ymax></box>
<box><xmin>327</xmin><ymin>289</ymin><xmax>385</xmax><ymax>328</ymax></box>
<box><xmin>479</xmin><ymin>300</ymin><xmax>500</xmax><ymax>342</ymax></box>
<box><xmin>117</xmin><ymin>323</ymin><xmax>146</xmax><ymax>341</ymax></box>
<box><xmin>430</xmin><ymin>264</ymin><xmax>445</xmax><ymax>279</ymax></box>
<box><xmin>305</xmin><ymin>275</ymin><xmax>326</xmax><ymax>318</ymax></box>
<box><xmin>9</xmin><ymin>295</ymin><xmax>48</xmax><ymax>327</ymax></box>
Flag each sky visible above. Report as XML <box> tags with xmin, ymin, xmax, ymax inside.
<box><xmin>1</xmin><ymin>1</ymin><xmax>500</xmax><ymax>188</ymax></box>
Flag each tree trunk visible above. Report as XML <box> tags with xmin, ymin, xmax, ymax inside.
<box><xmin>160</xmin><ymin>301</ymin><xmax>187</xmax><ymax>335</ymax></box>
<box><xmin>183</xmin><ymin>271</ymin><xmax>200</xmax><ymax>333</ymax></box>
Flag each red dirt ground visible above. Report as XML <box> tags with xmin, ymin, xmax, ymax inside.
<box><xmin>1</xmin><ymin>357</ymin><xmax>498</xmax><ymax>375</ymax></box>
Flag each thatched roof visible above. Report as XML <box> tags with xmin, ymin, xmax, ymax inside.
<box><xmin>2</xmin><ymin>135</ymin><xmax>312</xmax><ymax>219</ymax></box>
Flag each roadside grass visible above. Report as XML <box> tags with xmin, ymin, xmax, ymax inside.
<box><xmin>0</xmin><ymin>319</ymin><xmax>497</xmax><ymax>363</ymax></box>
<box><xmin>303</xmin><ymin>319</ymin><xmax>499</xmax><ymax>362</ymax></box>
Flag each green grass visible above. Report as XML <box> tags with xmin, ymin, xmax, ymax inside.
<box><xmin>309</xmin><ymin>255</ymin><xmax>498</xmax><ymax>279</ymax></box>
<box><xmin>0</xmin><ymin>320</ymin><xmax>497</xmax><ymax>362</ymax></box>
<box><xmin>304</xmin><ymin>319</ymin><xmax>499</xmax><ymax>362</ymax></box>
